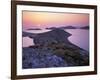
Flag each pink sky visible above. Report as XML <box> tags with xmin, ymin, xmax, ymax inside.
<box><xmin>22</xmin><ymin>11</ymin><xmax>89</xmax><ymax>30</ymax></box>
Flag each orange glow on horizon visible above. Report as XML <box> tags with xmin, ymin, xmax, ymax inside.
<box><xmin>23</xmin><ymin>11</ymin><xmax>89</xmax><ymax>29</ymax></box>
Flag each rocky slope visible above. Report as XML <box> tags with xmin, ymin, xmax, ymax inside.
<box><xmin>22</xmin><ymin>28</ymin><xmax>89</xmax><ymax>69</ymax></box>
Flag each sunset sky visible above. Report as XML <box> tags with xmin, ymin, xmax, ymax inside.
<box><xmin>22</xmin><ymin>11</ymin><xmax>89</xmax><ymax>30</ymax></box>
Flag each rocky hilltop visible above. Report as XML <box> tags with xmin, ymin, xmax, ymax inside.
<box><xmin>22</xmin><ymin>28</ymin><xmax>89</xmax><ymax>69</ymax></box>
<box><xmin>33</xmin><ymin>28</ymin><xmax>72</xmax><ymax>45</ymax></box>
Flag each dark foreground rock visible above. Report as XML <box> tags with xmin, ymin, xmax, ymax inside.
<box><xmin>22</xmin><ymin>47</ymin><xmax>68</xmax><ymax>69</ymax></box>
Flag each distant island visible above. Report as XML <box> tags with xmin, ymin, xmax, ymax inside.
<box><xmin>45</xmin><ymin>27</ymin><xmax>57</xmax><ymax>30</ymax></box>
<box><xmin>45</xmin><ymin>26</ymin><xmax>77</xmax><ymax>30</ymax></box>
<box><xmin>59</xmin><ymin>26</ymin><xmax>77</xmax><ymax>29</ymax></box>
<box><xmin>26</xmin><ymin>26</ymin><xmax>89</xmax><ymax>31</ymax></box>
<box><xmin>27</xmin><ymin>28</ymin><xmax>41</xmax><ymax>30</ymax></box>
<box><xmin>79</xmin><ymin>26</ymin><xmax>89</xmax><ymax>30</ymax></box>
<box><xmin>45</xmin><ymin>26</ymin><xmax>89</xmax><ymax>30</ymax></box>
<box><xmin>22</xmin><ymin>28</ymin><xmax>89</xmax><ymax>69</ymax></box>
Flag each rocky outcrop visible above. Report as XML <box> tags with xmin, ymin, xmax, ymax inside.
<box><xmin>33</xmin><ymin>28</ymin><xmax>72</xmax><ymax>45</ymax></box>
<box><xmin>22</xmin><ymin>48</ymin><xmax>68</xmax><ymax>68</ymax></box>
<box><xmin>22</xmin><ymin>28</ymin><xmax>89</xmax><ymax>69</ymax></box>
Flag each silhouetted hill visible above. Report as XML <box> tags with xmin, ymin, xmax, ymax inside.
<box><xmin>27</xmin><ymin>28</ymin><xmax>41</xmax><ymax>30</ymax></box>
<box><xmin>45</xmin><ymin>27</ymin><xmax>57</xmax><ymax>30</ymax></box>
<box><xmin>45</xmin><ymin>26</ymin><xmax>77</xmax><ymax>30</ymax></box>
<box><xmin>80</xmin><ymin>26</ymin><xmax>89</xmax><ymax>29</ymax></box>
<box><xmin>59</xmin><ymin>26</ymin><xmax>77</xmax><ymax>29</ymax></box>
